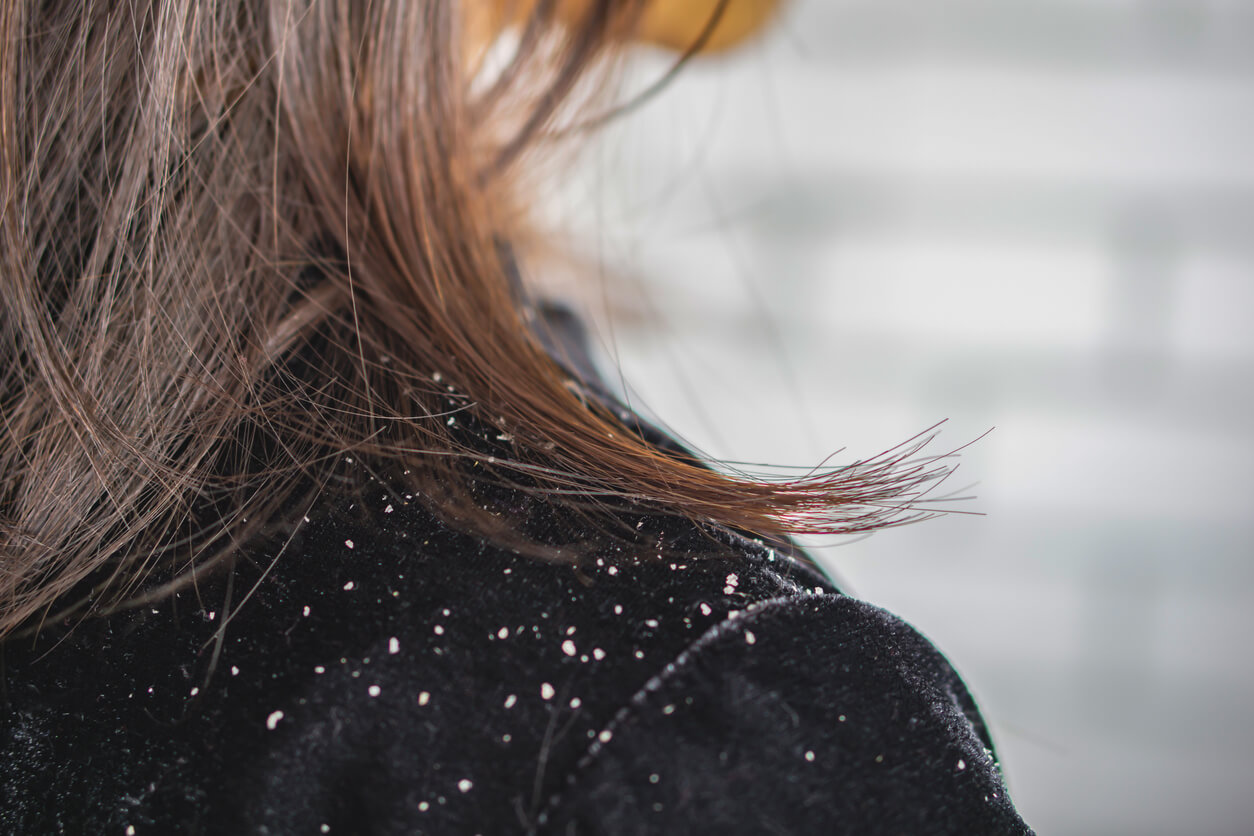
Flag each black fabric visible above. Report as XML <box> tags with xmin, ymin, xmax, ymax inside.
<box><xmin>0</xmin><ymin>301</ymin><xmax>1032</xmax><ymax>834</ymax></box>
<box><xmin>1</xmin><ymin>485</ymin><xmax>1031</xmax><ymax>835</ymax></box>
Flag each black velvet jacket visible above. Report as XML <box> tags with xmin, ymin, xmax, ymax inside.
<box><xmin>1</xmin><ymin>489</ymin><xmax>1032</xmax><ymax>835</ymax></box>
<box><xmin>0</xmin><ymin>309</ymin><xmax>1033</xmax><ymax>834</ymax></box>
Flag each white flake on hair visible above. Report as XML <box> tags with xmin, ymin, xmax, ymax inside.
<box><xmin>368</xmin><ymin>685</ymin><xmax>381</xmax><ymax>697</ymax></box>
<box><xmin>541</xmin><ymin>682</ymin><xmax>555</xmax><ymax>700</ymax></box>
<box><xmin>388</xmin><ymin>637</ymin><xmax>400</xmax><ymax>654</ymax></box>
<box><xmin>418</xmin><ymin>691</ymin><xmax>431</xmax><ymax>705</ymax></box>
<box><xmin>266</xmin><ymin>710</ymin><xmax>284</xmax><ymax>730</ymax></box>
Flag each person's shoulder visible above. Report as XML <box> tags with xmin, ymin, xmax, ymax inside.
<box><xmin>537</xmin><ymin>587</ymin><xmax>1034</xmax><ymax>835</ymax></box>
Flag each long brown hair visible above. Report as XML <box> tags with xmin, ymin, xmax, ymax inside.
<box><xmin>0</xmin><ymin>0</ymin><xmax>949</xmax><ymax>638</ymax></box>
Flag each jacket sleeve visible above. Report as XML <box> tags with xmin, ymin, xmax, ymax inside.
<box><xmin>539</xmin><ymin>594</ymin><xmax>1034</xmax><ymax>835</ymax></box>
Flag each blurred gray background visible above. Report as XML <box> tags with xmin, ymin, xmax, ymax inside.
<box><xmin>539</xmin><ymin>1</ymin><xmax>1254</xmax><ymax>834</ymax></box>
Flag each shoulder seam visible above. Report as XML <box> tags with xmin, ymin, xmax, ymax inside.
<box><xmin>532</xmin><ymin>590</ymin><xmax>832</xmax><ymax>831</ymax></box>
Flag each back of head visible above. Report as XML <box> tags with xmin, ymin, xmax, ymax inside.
<box><xmin>0</xmin><ymin>0</ymin><xmax>936</xmax><ymax>638</ymax></box>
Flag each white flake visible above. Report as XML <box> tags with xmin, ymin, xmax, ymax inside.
<box><xmin>745</xmin><ymin>631</ymin><xmax>756</xmax><ymax>645</ymax></box>
<box><xmin>302</xmin><ymin>605</ymin><xmax>311</xmax><ymax>617</ymax></box>
<box><xmin>570</xmin><ymin>697</ymin><xmax>582</xmax><ymax>709</ymax></box>
<box><xmin>368</xmin><ymin>685</ymin><xmax>381</xmax><ymax>697</ymax></box>
<box><xmin>418</xmin><ymin>691</ymin><xmax>431</xmax><ymax>705</ymax></box>
<box><xmin>231</xmin><ymin>666</ymin><xmax>240</xmax><ymax>676</ymax></box>
<box><xmin>504</xmin><ymin>694</ymin><xmax>517</xmax><ymax>709</ymax></box>
<box><xmin>699</xmin><ymin>603</ymin><xmax>712</xmax><ymax>616</ymax></box>
<box><xmin>805</xmin><ymin>750</ymin><xmax>816</xmax><ymax>762</ymax></box>
<box><xmin>433</xmin><ymin>625</ymin><xmax>444</xmax><ymax>635</ymax></box>
<box><xmin>561</xmin><ymin>639</ymin><xmax>577</xmax><ymax>657</ymax></box>
<box><xmin>497</xmin><ymin>627</ymin><xmax>509</xmax><ymax>639</ymax></box>
<box><xmin>388</xmin><ymin>637</ymin><xmax>400</xmax><ymax>654</ymax></box>
<box><xmin>384</xmin><ymin>504</ymin><xmax>394</xmax><ymax>514</ymax></box>
<box><xmin>458</xmin><ymin>779</ymin><xmax>473</xmax><ymax>793</ymax></box>
<box><xmin>598</xmin><ymin>729</ymin><xmax>613</xmax><ymax>743</ymax></box>
<box><xmin>343</xmin><ymin>581</ymin><xmax>355</xmax><ymax>591</ymax></box>
<box><xmin>592</xmin><ymin>648</ymin><xmax>606</xmax><ymax>661</ymax></box>
<box><xmin>266</xmin><ymin>710</ymin><xmax>284</xmax><ymax>730</ymax></box>
<box><xmin>345</xmin><ymin>539</ymin><xmax>354</xmax><ymax>549</ymax></box>
<box><xmin>540</xmin><ymin>682</ymin><xmax>555</xmax><ymax>700</ymax></box>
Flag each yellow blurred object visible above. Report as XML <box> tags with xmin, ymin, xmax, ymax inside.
<box><xmin>470</xmin><ymin>1</ymin><xmax>784</xmax><ymax>55</ymax></box>
<box><xmin>636</xmin><ymin>0</ymin><xmax>784</xmax><ymax>53</ymax></box>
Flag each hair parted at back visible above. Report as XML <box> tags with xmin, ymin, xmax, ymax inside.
<box><xmin>0</xmin><ymin>0</ymin><xmax>951</xmax><ymax>638</ymax></box>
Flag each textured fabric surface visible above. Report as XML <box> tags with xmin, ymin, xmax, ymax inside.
<box><xmin>0</xmin><ymin>304</ymin><xmax>1033</xmax><ymax>834</ymax></box>
<box><xmin>1</xmin><ymin>482</ymin><xmax>1032</xmax><ymax>834</ymax></box>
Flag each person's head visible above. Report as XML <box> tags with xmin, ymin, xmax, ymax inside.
<box><xmin>0</xmin><ymin>0</ymin><xmax>939</xmax><ymax>637</ymax></box>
